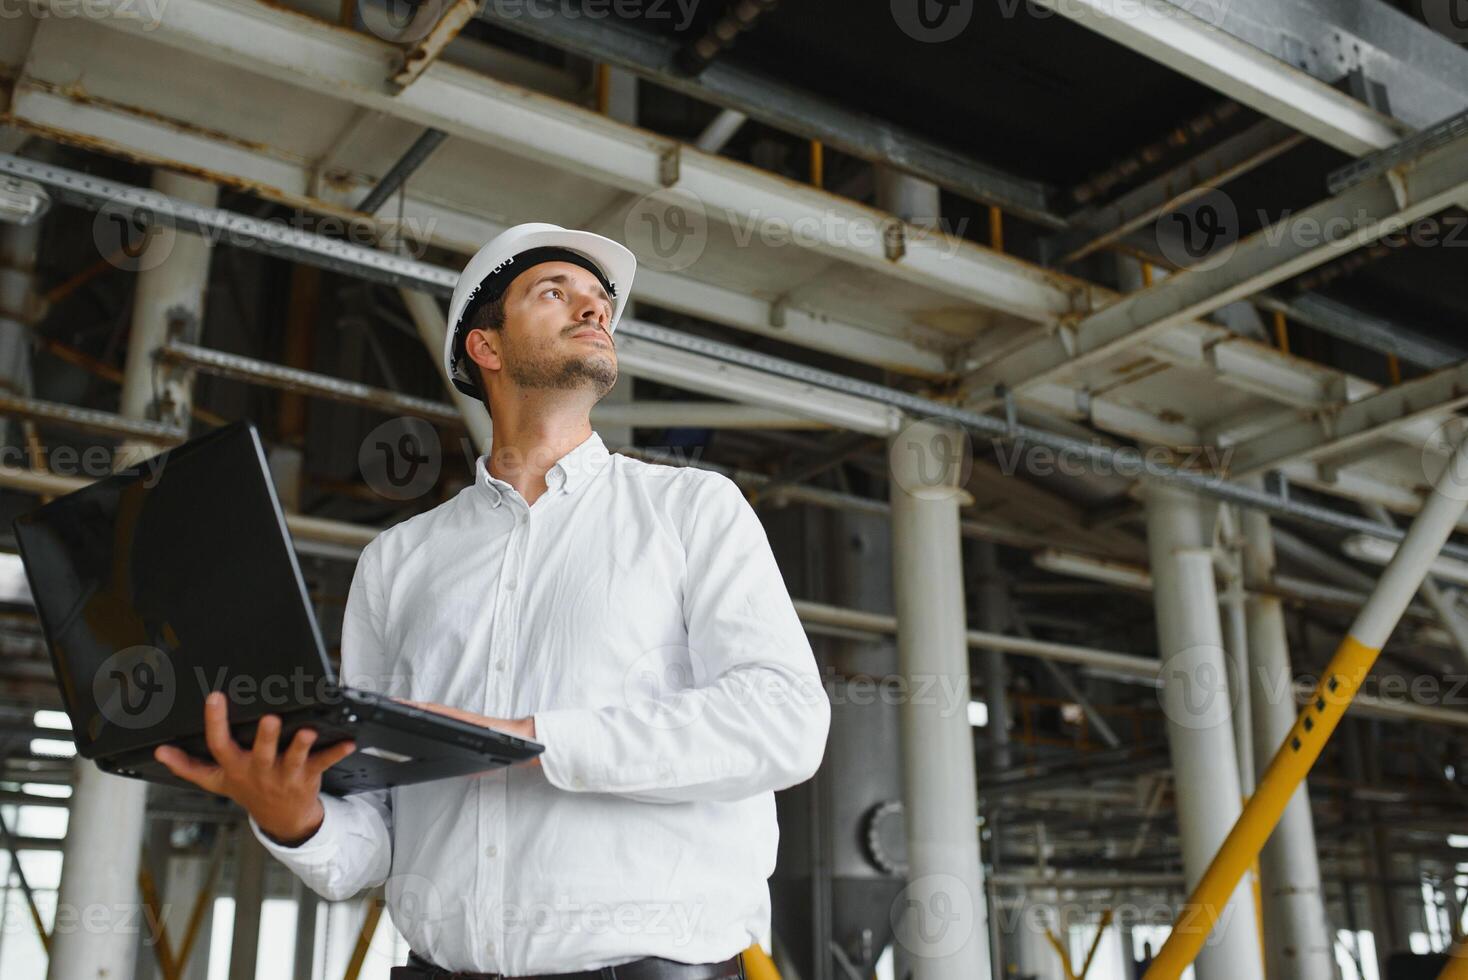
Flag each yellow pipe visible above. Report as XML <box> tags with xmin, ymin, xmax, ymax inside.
<box><xmin>1144</xmin><ymin>634</ymin><xmax>1381</xmax><ymax>978</ymax></box>
<box><xmin>809</xmin><ymin>140</ymin><xmax>824</xmax><ymax>189</ymax></box>
<box><xmin>1388</xmin><ymin>353</ymin><xmax>1402</xmax><ymax>385</ymax></box>
<box><xmin>989</xmin><ymin>206</ymin><xmax>1005</xmax><ymax>253</ymax></box>
<box><xmin>741</xmin><ymin>943</ymin><xmax>782</xmax><ymax>980</ymax></box>
<box><xmin>1273</xmin><ymin>311</ymin><xmax>1290</xmax><ymax>353</ymax></box>
<box><xmin>1439</xmin><ymin>940</ymin><xmax>1468</xmax><ymax>979</ymax></box>
<box><xmin>1078</xmin><ymin>909</ymin><xmax>1115</xmax><ymax>979</ymax></box>
<box><xmin>1045</xmin><ymin>927</ymin><xmax>1079</xmax><ymax>980</ymax></box>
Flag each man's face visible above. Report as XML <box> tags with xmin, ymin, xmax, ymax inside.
<box><xmin>476</xmin><ymin>260</ymin><xmax>618</xmax><ymax>398</ymax></box>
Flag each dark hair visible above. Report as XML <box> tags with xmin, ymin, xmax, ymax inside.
<box><xmin>459</xmin><ymin>291</ymin><xmax>508</xmax><ymax>415</ymax></box>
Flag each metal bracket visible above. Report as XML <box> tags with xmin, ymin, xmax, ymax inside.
<box><xmin>882</xmin><ymin>220</ymin><xmax>905</xmax><ymax>262</ymax></box>
<box><xmin>658</xmin><ymin>145</ymin><xmax>681</xmax><ymax>188</ymax></box>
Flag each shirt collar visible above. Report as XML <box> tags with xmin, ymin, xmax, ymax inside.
<box><xmin>475</xmin><ymin>431</ymin><xmax>612</xmax><ymax>506</ymax></box>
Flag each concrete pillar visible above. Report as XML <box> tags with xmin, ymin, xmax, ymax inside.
<box><xmin>48</xmin><ymin>170</ymin><xmax>218</xmax><ymax>980</ymax></box>
<box><xmin>975</xmin><ymin>542</ymin><xmax>1014</xmax><ymax>978</ymax></box>
<box><xmin>1141</xmin><ymin>483</ymin><xmax>1264</xmax><ymax>980</ymax></box>
<box><xmin>875</xmin><ymin>166</ymin><xmax>942</xmax><ymax>227</ymax></box>
<box><xmin>1240</xmin><ymin>488</ymin><xmax>1336</xmax><ymax>980</ymax></box>
<box><xmin>0</xmin><ymin>221</ymin><xmax>41</xmax><ymax>448</ymax></box>
<box><xmin>889</xmin><ymin>418</ymin><xmax>991</xmax><ymax>980</ymax></box>
<box><xmin>292</xmin><ymin>879</ymin><xmax>318</xmax><ymax>980</ymax></box>
<box><xmin>227</xmin><ymin>830</ymin><xmax>267</xmax><ymax>980</ymax></box>
<box><xmin>597</xmin><ymin>63</ymin><xmax>638</xmax><ymax>450</ymax></box>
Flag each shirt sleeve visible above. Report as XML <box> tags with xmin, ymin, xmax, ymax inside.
<box><xmin>248</xmin><ymin>537</ymin><xmax>395</xmax><ymax>901</ymax></box>
<box><xmin>533</xmin><ymin>474</ymin><xmax>830</xmax><ymax>803</ymax></box>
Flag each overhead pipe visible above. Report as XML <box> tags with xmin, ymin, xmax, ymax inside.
<box><xmin>6</xmin><ymin>151</ymin><xmax>1468</xmax><ymax>561</ymax></box>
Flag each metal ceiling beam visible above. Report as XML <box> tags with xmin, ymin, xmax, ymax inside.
<box><xmin>1226</xmin><ymin>360</ymin><xmax>1468</xmax><ymax>477</ymax></box>
<box><xmin>1047</xmin><ymin>118</ymin><xmax>1305</xmax><ymax>266</ymax></box>
<box><xmin>1263</xmin><ymin>292</ymin><xmax>1468</xmax><ymax>371</ymax></box>
<box><xmin>56</xmin><ymin>0</ymin><xmax>1072</xmax><ymax>313</ymax></box>
<box><xmin>476</xmin><ymin>0</ymin><xmax>1063</xmax><ymax>225</ymax></box>
<box><xmin>11</xmin><ymin>152</ymin><xmax>1468</xmax><ymax>563</ymax></box>
<box><xmin>1027</xmin><ymin>0</ymin><xmax>1411</xmax><ymax>156</ymax></box>
<box><xmin>965</xmin><ymin>120</ymin><xmax>1468</xmax><ymax>399</ymax></box>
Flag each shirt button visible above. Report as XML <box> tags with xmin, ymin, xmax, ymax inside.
<box><xmin>505</xmin><ymin>579</ymin><xmax>517</xmax><ymax>591</ymax></box>
<box><xmin>495</xmin><ymin>660</ymin><xmax>506</xmax><ymax>671</ymax></box>
<box><xmin>485</xmin><ymin>844</ymin><xmax>498</xmax><ymax>858</ymax></box>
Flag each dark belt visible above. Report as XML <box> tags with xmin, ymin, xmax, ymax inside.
<box><xmin>390</xmin><ymin>951</ymin><xmax>745</xmax><ymax>980</ymax></box>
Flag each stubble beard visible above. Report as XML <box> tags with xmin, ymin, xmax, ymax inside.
<box><xmin>505</xmin><ymin>328</ymin><xmax>617</xmax><ymax>398</ymax></box>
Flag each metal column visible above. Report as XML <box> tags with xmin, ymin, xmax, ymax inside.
<box><xmin>0</xmin><ymin>221</ymin><xmax>41</xmax><ymax>448</ymax></box>
<box><xmin>1141</xmin><ymin>483</ymin><xmax>1264</xmax><ymax>980</ymax></box>
<box><xmin>1240</xmin><ymin>488</ymin><xmax>1335</xmax><ymax>980</ymax></box>
<box><xmin>227</xmin><ymin>830</ymin><xmax>267</xmax><ymax>980</ymax></box>
<box><xmin>292</xmin><ymin>879</ymin><xmax>318</xmax><ymax>980</ymax></box>
<box><xmin>47</xmin><ymin>169</ymin><xmax>218</xmax><ymax>980</ymax></box>
<box><xmin>889</xmin><ymin>418</ymin><xmax>991</xmax><ymax>980</ymax></box>
<box><xmin>975</xmin><ymin>542</ymin><xmax>1014</xmax><ymax>978</ymax></box>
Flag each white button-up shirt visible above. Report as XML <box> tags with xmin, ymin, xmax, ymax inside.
<box><xmin>250</xmin><ymin>431</ymin><xmax>830</xmax><ymax>975</ymax></box>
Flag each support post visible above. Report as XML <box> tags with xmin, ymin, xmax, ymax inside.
<box><xmin>1142</xmin><ymin>483</ymin><xmax>1263</xmax><ymax>980</ymax></box>
<box><xmin>48</xmin><ymin>169</ymin><xmax>218</xmax><ymax>980</ymax></box>
<box><xmin>889</xmin><ymin>418</ymin><xmax>991</xmax><ymax>980</ymax></box>
<box><xmin>1240</xmin><ymin>482</ymin><xmax>1335</xmax><ymax>980</ymax></box>
<box><xmin>227</xmin><ymin>829</ymin><xmax>266</xmax><ymax>980</ymax></box>
<box><xmin>1146</xmin><ymin>430</ymin><xmax>1468</xmax><ymax>978</ymax></box>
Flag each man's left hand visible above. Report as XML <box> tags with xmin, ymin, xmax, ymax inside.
<box><xmin>398</xmin><ymin>700</ymin><xmax>540</xmax><ymax>764</ymax></box>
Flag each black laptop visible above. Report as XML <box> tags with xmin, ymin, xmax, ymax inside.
<box><xmin>12</xmin><ymin>420</ymin><xmax>542</xmax><ymax>795</ymax></box>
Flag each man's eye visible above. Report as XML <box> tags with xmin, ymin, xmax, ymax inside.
<box><xmin>546</xmin><ymin>288</ymin><xmax>563</xmax><ymax>300</ymax></box>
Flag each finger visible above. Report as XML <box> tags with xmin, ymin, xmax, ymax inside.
<box><xmin>155</xmin><ymin>745</ymin><xmax>225</xmax><ymax>793</ymax></box>
<box><xmin>201</xmin><ymin>692</ymin><xmax>245</xmax><ymax>768</ymax></box>
<box><xmin>281</xmin><ymin>727</ymin><xmax>319</xmax><ymax>772</ymax></box>
<box><xmin>305</xmin><ymin>739</ymin><xmax>356</xmax><ymax>779</ymax></box>
<box><xmin>251</xmin><ymin>714</ymin><xmax>282</xmax><ymax>767</ymax></box>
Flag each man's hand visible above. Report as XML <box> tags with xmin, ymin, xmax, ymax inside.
<box><xmin>398</xmin><ymin>700</ymin><xmax>540</xmax><ymax>765</ymax></box>
<box><xmin>154</xmin><ymin>691</ymin><xmax>357</xmax><ymax>845</ymax></box>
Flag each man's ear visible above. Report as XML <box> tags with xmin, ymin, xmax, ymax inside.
<box><xmin>464</xmin><ymin>327</ymin><xmax>504</xmax><ymax>376</ymax></box>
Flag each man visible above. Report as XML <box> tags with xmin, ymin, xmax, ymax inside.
<box><xmin>154</xmin><ymin>223</ymin><xmax>831</xmax><ymax>979</ymax></box>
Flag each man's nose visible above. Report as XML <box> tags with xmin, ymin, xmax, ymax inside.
<box><xmin>576</xmin><ymin>297</ymin><xmax>609</xmax><ymax>327</ymax></box>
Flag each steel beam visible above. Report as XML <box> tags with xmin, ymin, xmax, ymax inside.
<box><xmin>966</xmin><ymin>120</ymin><xmax>1468</xmax><ymax>398</ymax></box>
<box><xmin>476</xmin><ymin>0</ymin><xmax>1062</xmax><ymax>225</ymax></box>
<box><xmin>1026</xmin><ymin>0</ymin><xmax>1408</xmax><ymax>156</ymax></box>
<box><xmin>6</xmin><ymin>153</ymin><xmax>1465</xmax><ymax>561</ymax></box>
<box><xmin>47</xmin><ymin>0</ymin><xmax>1075</xmax><ymax>318</ymax></box>
<box><xmin>1226</xmin><ymin>358</ymin><xmax>1468</xmax><ymax>476</ymax></box>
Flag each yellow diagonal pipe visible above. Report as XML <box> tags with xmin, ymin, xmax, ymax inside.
<box><xmin>742</xmin><ymin>943</ymin><xmax>781</xmax><ymax>980</ymax></box>
<box><xmin>1146</xmin><ymin>432</ymin><xmax>1468</xmax><ymax>979</ymax></box>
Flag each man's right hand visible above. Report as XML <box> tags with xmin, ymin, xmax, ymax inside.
<box><xmin>154</xmin><ymin>691</ymin><xmax>357</xmax><ymax>846</ymax></box>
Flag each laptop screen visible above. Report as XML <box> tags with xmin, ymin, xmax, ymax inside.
<box><xmin>13</xmin><ymin>421</ymin><xmax>335</xmax><ymax>759</ymax></box>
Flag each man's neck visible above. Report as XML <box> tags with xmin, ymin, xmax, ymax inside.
<box><xmin>484</xmin><ymin>395</ymin><xmax>594</xmax><ymax>506</ymax></box>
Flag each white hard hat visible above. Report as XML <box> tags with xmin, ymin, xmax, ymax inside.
<box><xmin>444</xmin><ymin>222</ymin><xmax>637</xmax><ymax>397</ymax></box>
